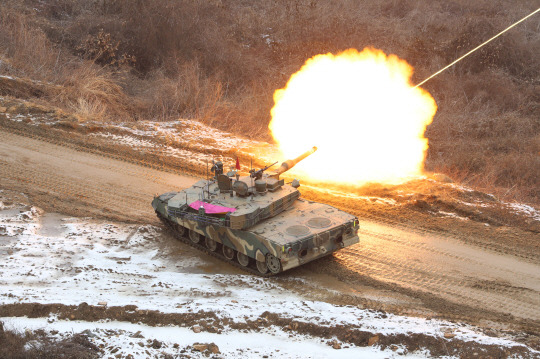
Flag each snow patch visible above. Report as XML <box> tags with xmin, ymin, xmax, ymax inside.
<box><xmin>1</xmin><ymin>317</ymin><xmax>429</xmax><ymax>359</ymax></box>
<box><xmin>0</xmin><ymin>204</ymin><xmax>533</xmax><ymax>354</ymax></box>
<box><xmin>437</xmin><ymin>211</ymin><xmax>469</xmax><ymax>221</ymax></box>
<box><xmin>505</xmin><ymin>202</ymin><xmax>540</xmax><ymax>222</ymax></box>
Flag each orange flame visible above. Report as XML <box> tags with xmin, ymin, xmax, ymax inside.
<box><xmin>269</xmin><ymin>48</ymin><xmax>437</xmax><ymax>185</ymax></box>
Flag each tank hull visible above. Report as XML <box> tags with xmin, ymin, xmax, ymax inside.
<box><xmin>152</xmin><ymin>192</ymin><xmax>360</xmax><ymax>275</ymax></box>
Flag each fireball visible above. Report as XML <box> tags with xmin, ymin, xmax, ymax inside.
<box><xmin>269</xmin><ymin>48</ymin><xmax>437</xmax><ymax>185</ymax></box>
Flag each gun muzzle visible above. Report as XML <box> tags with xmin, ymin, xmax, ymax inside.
<box><xmin>275</xmin><ymin>146</ymin><xmax>317</xmax><ymax>175</ymax></box>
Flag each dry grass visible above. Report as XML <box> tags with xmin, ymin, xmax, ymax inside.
<box><xmin>0</xmin><ymin>0</ymin><xmax>538</xmax><ymax>203</ymax></box>
<box><xmin>55</xmin><ymin>65</ymin><xmax>132</xmax><ymax>122</ymax></box>
<box><xmin>143</xmin><ymin>62</ymin><xmax>226</xmax><ymax>122</ymax></box>
<box><xmin>0</xmin><ymin>10</ymin><xmax>63</xmax><ymax>82</ymax></box>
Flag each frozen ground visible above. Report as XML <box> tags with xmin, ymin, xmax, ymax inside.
<box><xmin>1</xmin><ymin>191</ymin><xmax>538</xmax><ymax>358</ymax></box>
<box><xmin>2</xmin><ymin>317</ymin><xmax>425</xmax><ymax>359</ymax></box>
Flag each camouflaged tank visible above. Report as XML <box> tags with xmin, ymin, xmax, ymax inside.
<box><xmin>152</xmin><ymin>147</ymin><xmax>360</xmax><ymax>275</ymax></box>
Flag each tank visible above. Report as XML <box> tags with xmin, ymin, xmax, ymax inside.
<box><xmin>152</xmin><ymin>147</ymin><xmax>360</xmax><ymax>275</ymax></box>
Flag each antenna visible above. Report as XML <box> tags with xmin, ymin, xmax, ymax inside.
<box><xmin>250</xmin><ymin>157</ymin><xmax>254</xmax><ymax>190</ymax></box>
<box><xmin>206</xmin><ymin>158</ymin><xmax>209</xmax><ymax>199</ymax></box>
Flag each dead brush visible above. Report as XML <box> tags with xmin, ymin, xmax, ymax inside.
<box><xmin>213</xmin><ymin>84</ymin><xmax>275</xmax><ymax>140</ymax></box>
<box><xmin>53</xmin><ymin>65</ymin><xmax>132</xmax><ymax>122</ymax></box>
<box><xmin>144</xmin><ymin>61</ymin><xmax>226</xmax><ymax>122</ymax></box>
<box><xmin>78</xmin><ymin>29</ymin><xmax>136</xmax><ymax>68</ymax></box>
<box><xmin>0</xmin><ymin>10</ymin><xmax>62</xmax><ymax>82</ymax></box>
<box><xmin>0</xmin><ymin>321</ymin><xmax>100</xmax><ymax>359</ymax></box>
<box><xmin>425</xmin><ymin>133</ymin><xmax>539</xmax><ymax>203</ymax></box>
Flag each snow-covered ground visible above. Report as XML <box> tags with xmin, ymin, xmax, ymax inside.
<box><xmin>2</xmin><ymin>317</ymin><xmax>425</xmax><ymax>359</ymax></box>
<box><xmin>1</xmin><ymin>192</ymin><xmax>537</xmax><ymax>358</ymax></box>
<box><xmin>92</xmin><ymin>119</ymin><xmax>282</xmax><ymax>170</ymax></box>
<box><xmin>116</xmin><ymin>120</ymin><xmax>265</xmax><ymax>155</ymax></box>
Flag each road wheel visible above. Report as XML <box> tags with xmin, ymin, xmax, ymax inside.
<box><xmin>174</xmin><ymin>224</ymin><xmax>185</xmax><ymax>237</ymax></box>
<box><xmin>189</xmin><ymin>230</ymin><xmax>202</xmax><ymax>244</ymax></box>
<box><xmin>237</xmin><ymin>252</ymin><xmax>250</xmax><ymax>267</ymax></box>
<box><xmin>266</xmin><ymin>254</ymin><xmax>281</xmax><ymax>274</ymax></box>
<box><xmin>256</xmin><ymin>260</ymin><xmax>269</xmax><ymax>274</ymax></box>
<box><xmin>223</xmin><ymin>246</ymin><xmax>235</xmax><ymax>260</ymax></box>
<box><xmin>205</xmin><ymin>236</ymin><xmax>217</xmax><ymax>252</ymax></box>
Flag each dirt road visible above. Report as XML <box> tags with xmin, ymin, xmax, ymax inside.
<box><xmin>0</xmin><ymin>129</ymin><xmax>195</xmax><ymax>222</ymax></box>
<box><xmin>1</xmin><ymin>129</ymin><xmax>539</xmax><ymax>335</ymax></box>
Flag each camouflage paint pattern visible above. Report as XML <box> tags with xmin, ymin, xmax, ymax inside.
<box><xmin>152</xmin><ymin>193</ymin><xmax>360</xmax><ymax>271</ymax></box>
<box><xmin>152</xmin><ymin>147</ymin><xmax>359</xmax><ymax>273</ymax></box>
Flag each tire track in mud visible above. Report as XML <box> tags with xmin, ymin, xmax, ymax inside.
<box><xmin>1</xmin><ymin>128</ymin><xmax>540</xmax><ymax>333</ymax></box>
<box><xmin>332</xmin><ymin>223</ymin><xmax>540</xmax><ymax>323</ymax></box>
<box><xmin>0</xmin><ymin>118</ymin><xmax>205</xmax><ymax>178</ymax></box>
<box><xmin>0</xmin><ymin>130</ymin><xmax>182</xmax><ymax>191</ymax></box>
<box><xmin>0</xmin><ymin>130</ymin><xmax>194</xmax><ymax>222</ymax></box>
<box><xmin>300</xmin><ymin>187</ymin><xmax>540</xmax><ymax>329</ymax></box>
<box><xmin>337</xmin><ymin>247</ymin><xmax>540</xmax><ymax>322</ymax></box>
<box><xmin>8</xmin><ymin>166</ymin><xmax>145</xmax><ymax>217</ymax></box>
<box><xmin>0</xmin><ymin>157</ymin><xmax>145</xmax><ymax>213</ymax></box>
<box><xmin>357</xmin><ymin>227</ymin><xmax>539</xmax><ymax>279</ymax></box>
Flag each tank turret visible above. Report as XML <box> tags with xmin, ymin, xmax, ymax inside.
<box><xmin>151</xmin><ymin>145</ymin><xmax>359</xmax><ymax>276</ymax></box>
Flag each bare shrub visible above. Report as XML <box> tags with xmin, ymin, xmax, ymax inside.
<box><xmin>78</xmin><ymin>29</ymin><xmax>135</xmax><ymax>68</ymax></box>
<box><xmin>54</xmin><ymin>65</ymin><xmax>132</xmax><ymax>122</ymax></box>
<box><xmin>0</xmin><ymin>11</ymin><xmax>62</xmax><ymax>81</ymax></box>
<box><xmin>143</xmin><ymin>61</ymin><xmax>222</xmax><ymax>121</ymax></box>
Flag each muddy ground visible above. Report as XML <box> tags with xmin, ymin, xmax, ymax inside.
<box><xmin>0</xmin><ymin>103</ymin><xmax>539</xmax><ymax>356</ymax></box>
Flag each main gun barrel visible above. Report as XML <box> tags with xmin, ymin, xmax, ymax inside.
<box><xmin>274</xmin><ymin>146</ymin><xmax>317</xmax><ymax>176</ymax></box>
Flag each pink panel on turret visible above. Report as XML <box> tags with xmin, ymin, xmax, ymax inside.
<box><xmin>189</xmin><ymin>200</ymin><xmax>236</xmax><ymax>214</ymax></box>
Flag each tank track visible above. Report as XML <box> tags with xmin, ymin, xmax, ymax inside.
<box><xmin>156</xmin><ymin>212</ymin><xmax>276</xmax><ymax>277</ymax></box>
